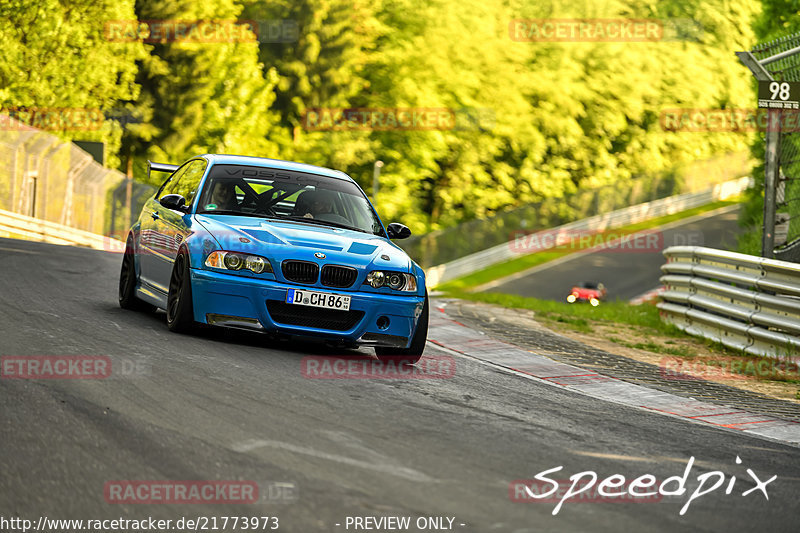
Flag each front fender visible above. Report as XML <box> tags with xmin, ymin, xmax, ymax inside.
<box><xmin>411</xmin><ymin>260</ymin><xmax>427</xmax><ymax>297</ymax></box>
<box><xmin>183</xmin><ymin>229</ymin><xmax>220</xmax><ymax>271</ymax></box>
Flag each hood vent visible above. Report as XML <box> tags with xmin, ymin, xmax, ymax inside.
<box><xmin>347</xmin><ymin>242</ymin><xmax>378</xmax><ymax>255</ymax></box>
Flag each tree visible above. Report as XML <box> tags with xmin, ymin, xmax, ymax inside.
<box><xmin>121</xmin><ymin>0</ymin><xmax>282</xmax><ymax>184</ymax></box>
<box><xmin>0</xmin><ymin>0</ymin><xmax>146</xmax><ymax>167</ymax></box>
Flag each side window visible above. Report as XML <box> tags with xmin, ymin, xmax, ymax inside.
<box><xmin>157</xmin><ymin>160</ymin><xmax>207</xmax><ymax>205</ymax></box>
<box><xmin>172</xmin><ymin>160</ymin><xmax>207</xmax><ymax>206</ymax></box>
<box><xmin>157</xmin><ymin>164</ymin><xmax>189</xmax><ymax>199</ymax></box>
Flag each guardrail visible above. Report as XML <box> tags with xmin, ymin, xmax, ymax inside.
<box><xmin>659</xmin><ymin>246</ymin><xmax>800</xmax><ymax>360</ymax></box>
<box><xmin>426</xmin><ymin>176</ymin><xmax>752</xmax><ymax>287</ymax></box>
<box><xmin>0</xmin><ymin>207</ymin><xmax>124</xmax><ymax>252</ymax></box>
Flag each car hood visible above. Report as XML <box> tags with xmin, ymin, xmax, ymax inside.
<box><xmin>194</xmin><ymin>214</ymin><xmax>411</xmax><ymax>270</ymax></box>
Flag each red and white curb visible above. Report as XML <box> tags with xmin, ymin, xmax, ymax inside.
<box><xmin>427</xmin><ymin>307</ymin><xmax>800</xmax><ymax>446</ymax></box>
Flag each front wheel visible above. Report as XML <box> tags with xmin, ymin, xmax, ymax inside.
<box><xmin>375</xmin><ymin>293</ymin><xmax>429</xmax><ymax>365</ymax></box>
<box><xmin>166</xmin><ymin>249</ymin><xmax>196</xmax><ymax>333</ymax></box>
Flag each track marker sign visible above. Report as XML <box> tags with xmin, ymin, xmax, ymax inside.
<box><xmin>758</xmin><ymin>81</ymin><xmax>800</xmax><ymax>109</ymax></box>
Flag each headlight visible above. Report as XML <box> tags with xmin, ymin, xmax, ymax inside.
<box><xmin>365</xmin><ymin>270</ymin><xmax>417</xmax><ymax>292</ymax></box>
<box><xmin>205</xmin><ymin>251</ymin><xmax>272</xmax><ymax>274</ymax></box>
<box><xmin>387</xmin><ymin>272</ymin><xmax>404</xmax><ymax>290</ymax></box>
<box><xmin>366</xmin><ymin>271</ymin><xmax>385</xmax><ymax>288</ymax></box>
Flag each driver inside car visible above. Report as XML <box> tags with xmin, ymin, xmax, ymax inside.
<box><xmin>206</xmin><ymin>181</ymin><xmax>239</xmax><ymax>211</ymax></box>
<box><xmin>304</xmin><ymin>191</ymin><xmax>334</xmax><ymax>219</ymax></box>
<box><xmin>294</xmin><ymin>189</ymin><xmax>351</xmax><ymax>226</ymax></box>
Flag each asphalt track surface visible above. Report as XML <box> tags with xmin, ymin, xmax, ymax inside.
<box><xmin>487</xmin><ymin>206</ymin><xmax>742</xmax><ymax>302</ymax></box>
<box><xmin>1</xmin><ymin>235</ymin><xmax>799</xmax><ymax>533</ymax></box>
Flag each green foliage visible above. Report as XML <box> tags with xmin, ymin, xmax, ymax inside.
<box><xmin>122</xmin><ymin>0</ymin><xmax>283</xmax><ymax>185</ymax></box>
<box><xmin>0</xmin><ymin>0</ymin><xmax>765</xmax><ymax>234</ymax></box>
<box><xmin>753</xmin><ymin>0</ymin><xmax>800</xmax><ymax>39</ymax></box>
<box><xmin>0</xmin><ymin>0</ymin><xmax>146</xmax><ymax>168</ymax></box>
<box><xmin>451</xmin><ymin>289</ymin><xmax>667</xmax><ymax>331</ymax></box>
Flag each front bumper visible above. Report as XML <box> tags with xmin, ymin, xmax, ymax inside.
<box><xmin>190</xmin><ymin>268</ymin><xmax>425</xmax><ymax>348</ymax></box>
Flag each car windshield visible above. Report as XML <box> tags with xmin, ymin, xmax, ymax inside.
<box><xmin>196</xmin><ymin>164</ymin><xmax>384</xmax><ymax>236</ymax></box>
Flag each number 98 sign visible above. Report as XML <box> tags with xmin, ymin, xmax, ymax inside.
<box><xmin>758</xmin><ymin>80</ymin><xmax>800</xmax><ymax>109</ymax></box>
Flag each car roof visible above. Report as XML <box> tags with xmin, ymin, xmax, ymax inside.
<box><xmin>200</xmin><ymin>154</ymin><xmax>354</xmax><ymax>182</ymax></box>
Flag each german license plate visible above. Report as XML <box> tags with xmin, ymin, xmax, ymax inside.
<box><xmin>286</xmin><ymin>288</ymin><xmax>351</xmax><ymax>311</ymax></box>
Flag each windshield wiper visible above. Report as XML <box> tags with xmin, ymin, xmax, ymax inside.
<box><xmin>275</xmin><ymin>216</ymin><xmax>367</xmax><ymax>233</ymax></box>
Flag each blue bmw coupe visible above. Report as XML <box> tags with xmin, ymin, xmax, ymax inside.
<box><xmin>119</xmin><ymin>154</ymin><xmax>428</xmax><ymax>363</ymax></box>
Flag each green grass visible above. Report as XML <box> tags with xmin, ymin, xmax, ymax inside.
<box><xmin>437</xmin><ymin>251</ymin><xmax>569</xmax><ymax>292</ymax></box>
<box><xmin>447</xmin><ymin>290</ymin><xmax>669</xmax><ymax>332</ymax></box>
<box><xmin>628</xmin><ymin>341</ymin><xmax>694</xmax><ymax>357</ymax></box>
<box><xmin>453</xmin><ymin>291</ymin><xmax>800</xmax><ymax>385</ymax></box>
<box><xmin>436</xmin><ymin>199</ymin><xmax>740</xmax><ymax>292</ymax></box>
<box><xmin>451</xmin><ymin>291</ymin><xmax>800</xmax><ymax>389</ymax></box>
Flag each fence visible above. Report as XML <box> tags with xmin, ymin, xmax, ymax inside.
<box><xmin>0</xmin><ymin>116</ymin><xmax>154</xmax><ymax>246</ymax></box>
<box><xmin>425</xmin><ymin>177</ymin><xmax>751</xmax><ymax>287</ymax></box>
<box><xmin>659</xmin><ymin>245</ymin><xmax>800</xmax><ymax>360</ymax></box>
<box><xmin>738</xmin><ymin>31</ymin><xmax>800</xmax><ymax>261</ymax></box>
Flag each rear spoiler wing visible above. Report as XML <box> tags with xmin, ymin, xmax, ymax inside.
<box><xmin>147</xmin><ymin>161</ymin><xmax>179</xmax><ymax>181</ymax></box>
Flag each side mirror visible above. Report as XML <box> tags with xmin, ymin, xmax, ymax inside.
<box><xmin>159</xmin><ymin>194</ymin><xmax>187</xmax><ymax>212</ymax></box>
<box><xmin>386</xmin><ymin>222</ymin><xmax>411</xmax><ymax>240</ymax></box>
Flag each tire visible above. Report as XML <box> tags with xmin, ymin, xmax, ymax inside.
<box><xmin>375</xmin><ymin>292</ymin><xmax>429</xmax><ymax>365</ymax></box>
<box><xmin>119</xmin><ymin>236</ymin><xmax>155</xmax><ymax>312</ymax></box>
<box><xmin>166</xmin><ymin>249</ymin><xmax>196</xmax><ymax>333</ymax></box>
